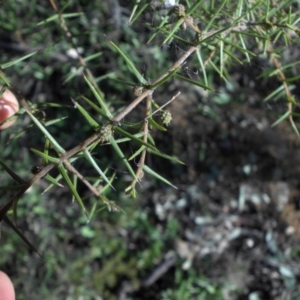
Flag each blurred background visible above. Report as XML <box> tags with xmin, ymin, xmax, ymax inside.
<box><xmin>1</xmin><ymin>0</ymin><xmax>300</xmax><ymax>299</ymax></box>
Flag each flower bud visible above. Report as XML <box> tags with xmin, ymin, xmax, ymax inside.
<box><xmin>160</xmin><ymin>110</ymin><xmax>172</xmax><ymax>126</ymax></box>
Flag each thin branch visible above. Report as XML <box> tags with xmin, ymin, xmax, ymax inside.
<box><xmin>112</xmin><ymin>45</ymin><xmax>196</xmax><ymax>123</ymax></box>
<box><xmin>48</xmin><ymin>0</ymin><xmax>99</xmax><ymax>89</ymax></box>
<box><xmin>129</xmin><ymin>94</ymin><xmax>152</xmax><ymax>191</ymax></box>
<box><xmin>270</xmin><ymin>48</ymin><xmax>298</xmax><ymax>133</ymax></box>
<box><xmin>147</xmin><ymin>92</ymin><xmax>180</xmax><ymax>120</ymax></box>
<box><xmin>63</xmin><ymin>160</ymin><xmax>101</xmax><ymax>197</ymax></box>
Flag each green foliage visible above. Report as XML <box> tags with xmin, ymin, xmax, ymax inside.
<box><xmin>1</xmin><ymin>191</ymin><xmax>181</xmax><ymax>299</ymax></box>
<box><xmin>2</xmin><ymin>0</ymin><xmax>298</xmax><ymax>212</ymax></box>
<box><xmin>161</xmin><ymin>269</ymin><xmax>226</xmax><ymax>300</ymax></box>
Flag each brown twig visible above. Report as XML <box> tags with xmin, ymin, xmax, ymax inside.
<box><xmin>129</xmin><ymin>94</ymin><xmax>152</xmax><ymax>191</ymax></box>
<box><xmin>63</xmin><ymin>160</ymin><xmax>101</xmax><ymax>197</ymax></box>
<box><xmin>147</xmin><ymin>92</ymin><xmax>181</xmax><ymax>120</ymax></box>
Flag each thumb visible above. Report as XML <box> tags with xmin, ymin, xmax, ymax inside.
<box><xmin>0</xmin><ymin>271</ymin><xmax>15</xmax><ymax>300</ymax></box>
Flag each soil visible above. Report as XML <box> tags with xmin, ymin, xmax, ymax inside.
<box><xmin>125</xmin><ymin>76</ymin><xmax>300</xmax><ymax>299</ymax></box>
